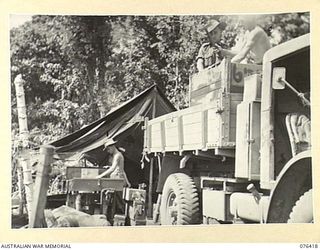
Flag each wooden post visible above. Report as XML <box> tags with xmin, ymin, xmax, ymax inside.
<box><xmin>14</xmin><ymin>74</ymin><xmax>29</xmax><ymax>148</ymax></box>
<box><xmin>14</xmin><ymin>74</ymin><xmax>30</xmax><ymax>216</ymax></box>
<box><xmin>16</xmin><ymin>165</ymin><xmax>26</xmax><ymax>216</ymax></box>
<box><xmin>147</xmin><ymin>91</ymin><xmax>157</xmax><ymax>218</ymax></box>
<box><xmin>29</xmin><ymin>145</ymin><xmax>55</xmax><ymax>228</ymax></box>
<box><xmin>147</xmin><ymin>157</ymin><xmax>154</xmax><ymax>218</ymax></box>
<box><xmin>20</xmin><ymin>158</ymin><xmax>33</xmax><ymax>221</ymax></box>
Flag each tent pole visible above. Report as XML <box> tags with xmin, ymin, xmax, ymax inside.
<box><xmin>147</xmin><ymin>92</ymin><xmax>157</xmax><ymax>219</ymax></box>
<box><xmin>147</xmin><ymin>157</ymin><xmax>154</xmax><ymax>219</ymax></box>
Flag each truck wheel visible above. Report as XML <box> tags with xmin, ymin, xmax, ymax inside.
<box><xmin>160</xmin><ymin>173</ymin><xmax>200</xmax><ymax>225</ymax></box>
<box><xmin>288</xmin><ymin>189</ymin><xmax>313</xmax><ymax>223</ymax></box>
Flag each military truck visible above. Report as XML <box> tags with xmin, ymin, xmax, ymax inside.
<box><xmin>143</xmin><ymin>34</ymin><xmax>312</xmax><ymax>224</ymax></box>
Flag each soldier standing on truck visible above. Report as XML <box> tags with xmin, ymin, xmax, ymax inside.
<box><xmin>220</xmin><ymin>15</ymin><xmax>271</xmax><ymax>64</ymax></box>
<box><xmin>95</xmin><ymin>139</ymin><xmax>131</xmax><ymax>187</ymax></box>
<box><xmin>196</xmin><ymin>20</ymin><xmax>227</xmax><ymax>72</ymax></box>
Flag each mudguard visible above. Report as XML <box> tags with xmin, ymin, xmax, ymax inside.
<box><xmin>266</xmin><ymin>150</ymin><xmax>312</xmax><ymax>223</ymax></box>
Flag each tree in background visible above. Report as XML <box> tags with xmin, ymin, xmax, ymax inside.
<box><xmin>11</xmin><ymin>15</ymin><xmax>115</xmax><ymax>145</ymax></box>
<box><xmin>10</xmin><ymin>13</ymin><xmax>310</xmax><ymax>147</ymax></box>
<box><xmin>264</xmin><ymin>13</ymin><xmax>310</xmax><ymax>45</ymax></box>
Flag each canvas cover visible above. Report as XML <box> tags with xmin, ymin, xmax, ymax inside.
<box><xmin>49</xmin><ymin>85</ymin><xmax>175</xmax><ymax>167</ymax></box>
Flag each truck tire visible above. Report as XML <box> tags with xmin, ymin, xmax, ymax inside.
<box><xmin>160</xmin><ymin>173</ymin><xmax>200</xmax><ymax>225</ymax></box>
<box><xmin>288</xmin><ymin>189</ymin><xmax>313</xmax><ymax>223</ymax></box>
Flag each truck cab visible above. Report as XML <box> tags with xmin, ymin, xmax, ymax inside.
<box><xmin>262</xmin><ymin>34</ymin><xmax>311</xmax><ymax>223</ymax></box>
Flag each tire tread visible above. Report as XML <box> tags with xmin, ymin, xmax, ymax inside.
<box><xmin>288</xmin><ymin>189</ymin><xmax>313</xmax><ymax>223</ymax></box>
<box><xmin>160</xmin><ymin>173</ymin><xmax>200</xmax><ymax>225</ymax></box>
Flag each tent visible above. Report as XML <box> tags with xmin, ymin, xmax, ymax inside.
<box><xmin>49</xmin><ymin>85</ymin><xmax>175</xmax><ymax>185</ymax></box>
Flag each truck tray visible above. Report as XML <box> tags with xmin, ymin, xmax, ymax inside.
<box><xmin>143</xmin><ymin>59</ymin><xmax>261</xmax><ymax>155</ymax></box>
<box><xmin>144</xmin><ymin>94</ymin><xmax>241</xmax><ymax>153</ymax></box>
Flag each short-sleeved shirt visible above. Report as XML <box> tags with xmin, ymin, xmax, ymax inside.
<box><xmin>196</xmin><ymin>43</ymin><xmax>222</xmax><ymax>68</ymax></box>
<box><xmin>244</xmin><ymin>26</ymin><xmax>271</xmax><ymax>64</ymax></box>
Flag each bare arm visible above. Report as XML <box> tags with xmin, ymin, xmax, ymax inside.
<box><xmin>123</xmin><ymin>172</ymin><xmax>131</xmax><ymax>187</ymax></box>
<box><xmin>197</xmin><ymin>58</ymin><xmax>204</xmax><ymax>72</ymax></box>
<box><xmin>95</xmin><ymin>155</ymin><xmax>119</xmax><ymax>179</ymax></box>
<box><xmin>220</xmin><ymin>48</ymin><xmax>238</xmax><ymax>58</ymax></box>
<box><xmin>231</xmin><ymin>27</ymin><xmax>261</xmax><ymax>63</ymax></box>
<box><xmin>231</xmin><ymin>43</ymin><xmax>252</xmax><ymax>63</ymax></box>
<box><xmin>95</xmin><ymin>167</ymin><xmax>112</xmax><ymax>179</ymax></box>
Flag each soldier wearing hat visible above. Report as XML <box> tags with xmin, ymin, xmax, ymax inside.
<box><xmin>95</xmin><ymin>138</ymin><xmax>131</xmax><ymax>187</ymax></box>
<box><xmin>196</xmin><ymin>19</ymin><xmax>227</xmax><ymax>71</ymax></box>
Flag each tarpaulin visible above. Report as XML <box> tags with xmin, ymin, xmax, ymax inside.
<box><xmin>49</xmin><ymin>85</ymin><xmax>175</xmax><ymax>166</ymax></box>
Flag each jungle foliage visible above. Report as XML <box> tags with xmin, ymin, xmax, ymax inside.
<box><xmin>10</xmin><ymin>13</ymin><xmax>310</xmax><ymax>146</ymax></box>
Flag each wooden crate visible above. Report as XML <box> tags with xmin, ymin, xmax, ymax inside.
<box><xmin>66</xmin><ymin>167</ymin><xmax>103</xmax><ymax>180</ymax></box>
<box><xmin>189</xmin><ymin>59</ymin><xmax>261</xmax><ymax>106</ymax></box>
<box><xmin>67</xmin><ymin>178</ymin><xmax>125</xmax><ymax>192</ymax></box>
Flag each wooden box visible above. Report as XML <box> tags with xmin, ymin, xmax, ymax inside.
<box><xmin>67</xmin><ymin>178</ymin><xmax>125</xmax><ymax>192</ymax></box>
<box><xmin>66</xmin><ymin>167</ymin><xmax>103</xmax><ymax>180</ymax></box>
<box><xmin>189</xmin><ymin>59</ymin><xmax>261</xmax><ymax>106</ymax></box>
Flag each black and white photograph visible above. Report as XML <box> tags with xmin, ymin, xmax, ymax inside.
<box><xmin>10</xmin><ymin>12</ymin><xmax>313</xmax><ymax>228</ymax></box>
<box><xmin>2</xmin><ymin>0</ymin><xmax>320</xmax><ymax>244</ymax></box>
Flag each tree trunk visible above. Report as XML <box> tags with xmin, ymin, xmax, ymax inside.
<box><xmin>95</xmin><ymin>17</ymin><xmax>110</xmax><ymax>118</ymax></box>
<box><xmin>96</xmin><ymin>17</ymin><xmax>108</xmax><ymax>90</ymax></box>
<box><xmin>86</xmin><ymin>60</ymin><xmax>96</xmax><ymax>104</ymax></box>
